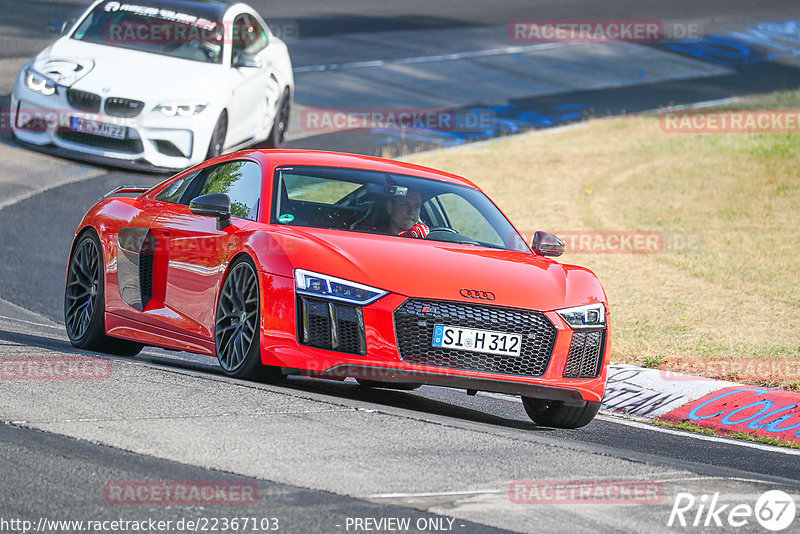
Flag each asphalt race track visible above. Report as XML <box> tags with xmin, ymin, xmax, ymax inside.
<box><xmin>1</xmin><ymin>1</ymin><xmax>800</xmax><ymax>533</ymax></box>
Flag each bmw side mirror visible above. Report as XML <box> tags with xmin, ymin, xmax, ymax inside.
<box><xmin>47</xmin><ymin>19</ymin><xmax>71</xmax><ymax>34</ymax></box>
<box><xmin>233</xmin><ymin>52</ymin><xmax>261</xmax><ymax>69</ymax></box>
<box><xmin>189</xmin><ymin>193</ymin><xmax>232</xmax><ymax>230</ymax></box>
<box><xmin>532</xmin><ymin>231</ymin><xmax>565</xmax><ymax>257</ymax></box>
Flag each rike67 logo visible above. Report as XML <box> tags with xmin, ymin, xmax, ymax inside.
<box><xmin>668</xmin><ymin>490</ymin><xmax>796</xmax><ymax>531</ymax></box>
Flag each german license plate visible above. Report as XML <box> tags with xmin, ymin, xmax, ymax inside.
<box><xmin>70</xmin><ymin>117</ymin><xmax>126</xmax><ymax>140</ymax></box>
<box><xmin>432</xmin><ymin>324</ymin><xmax>522</xmax><ymax>357</ymax></box>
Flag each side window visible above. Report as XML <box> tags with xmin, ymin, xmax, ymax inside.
<box><xmin>283</xmin><ymin>174</ymin><xmax>362</xmax><ymax>203</ymax></box>
<box><xmin>232</xmin><ymin>15</ymin><xmax>268</xmax><ymax>56</ymax></box>
<box><xmin>155</xmin><ymin>171</ymin><xmax>200</xmax><ymax>204</ymax></box>
<box><xmin>435</xmin><ymin>193</ymin><xmax>505</xmax><ymax>247</ymax></box>
<box><xmin>194</xmin><ymin>161</ymin><xmax>262</xmax><ymax>220</ymax></box>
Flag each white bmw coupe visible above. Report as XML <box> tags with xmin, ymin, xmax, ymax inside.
<box><xmin>10</xmin><ymin>0</ymin><xmax>294</xmax><ymax>171</ymax></box>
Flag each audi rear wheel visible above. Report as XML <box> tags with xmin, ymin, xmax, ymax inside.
<box><xmin>64</xmin><ymin>231</ymin><xmax>143</xmax><ymax>357</ymax></box>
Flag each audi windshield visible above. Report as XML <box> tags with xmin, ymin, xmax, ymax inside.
<box><xmin>272</xmin><ymin>166</ymin><xmax>532</xmax><ymax>253</ymax></box>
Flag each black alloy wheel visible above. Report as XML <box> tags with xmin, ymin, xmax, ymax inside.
<box><xmin>64</xmin><ymin>231</ymin><xmax>142</xmax><ymax>356</ymax></box>
<box><xmin>206</xmin><ymin>111</ymin><xmax>228</xmax><ymax>159</ymax></box>
<box><xmin>267</xmin><ymin>88</ymin><xmax>290</xmax><ymax>147</ymax></box>
<box><xmin>214</xmin><ymin>257</ymin><xmax>281</xmax><ymax>382</ymax></box>
<box><xmin>521</xmin><ymin>397</ymin><xmax>601</xmax><ymax>429</ymax></box>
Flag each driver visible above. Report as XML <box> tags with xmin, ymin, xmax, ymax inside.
<box><xmin>385</xmin><ymin>189</ymin><xmax>429</xmax><ymax>238</ymax></box>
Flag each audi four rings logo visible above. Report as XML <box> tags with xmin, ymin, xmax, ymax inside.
<box><xmin>460</xmin><ymin>289</ymin><xmax>495</xmax><ymax>300</ymax></box>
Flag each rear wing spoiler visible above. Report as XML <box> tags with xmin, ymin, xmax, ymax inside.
<box><xmin>102</xmin><ymin>185</ymin><xmax>150</xmax><ymax>198</ymax></box>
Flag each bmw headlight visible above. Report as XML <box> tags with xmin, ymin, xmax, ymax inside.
<box><xmin>556</xmin><ymin>303</ymin><xmax>606</xmax><ymax>329</ymax></box>
<box><xmin>25</xmin><ymin>70</ymin><xmax>57</xmax><ymax>96</ymax></box>
<box><xmin>154</xmin><ymin>102</ymin><xmax>208</xmax><ymax>117</ymax></box>
<box><xmin>295</xmin><ymin>269</ymin><xmax>388</xmax><ymax>305</ymax></box>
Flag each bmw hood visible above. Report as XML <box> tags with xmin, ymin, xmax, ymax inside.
<box><xmin>272</xmin><ymin>228</ymin><xmax>606</xmax><ymax>312</ymax></box>
<box><xmin>31</xmin><ymin>54</ymin><xmax>95</xmax><ymax>86</ymax></box>
<box><xmin>35</xmin><ymin>38</ymin><xmax>224</xmax><ymax>101</ymax></box>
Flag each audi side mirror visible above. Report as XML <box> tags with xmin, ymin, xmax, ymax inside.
<box><xmin>189</xmin><ymin>193</ymin><xmax>232</xmax><ymax>230</ymax></box>
<box><xmin>532</xmin><ymin>231</ymin><xmax>565</xmax><ymax>257</ymax></box>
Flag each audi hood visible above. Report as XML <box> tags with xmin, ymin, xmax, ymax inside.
<box><xmin>264</xmin><ymin>227</ymin><xmax>607</xmax><ymax>313</ymax></box>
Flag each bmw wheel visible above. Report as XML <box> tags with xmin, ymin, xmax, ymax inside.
<box><xmin>205</xmin><ymin>111</ymin><xmax>227</xmax><ymax>159</ymax></box>
<box><xmin>215</xmin><ymin>257</ymin><xmax>280</xmax><ymax>382</ymax></box>
<box><xmin>267</xmin><ymin>87</ymin><xmax>290</xmax><ymax>147</ymax></box>
<box><xmin>521</xmin><ymin>397</ymin><xmax>601</xmax><ymax>429</ymax></box>
<box><xmin>64</xmin><ymin>231</ymin><xmax>143</xmax><ymax>357</ymax></box>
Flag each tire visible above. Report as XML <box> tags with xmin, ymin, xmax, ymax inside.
<box><xmin>356</xmin><ymin>379</ymin><xmax>420</xmax><ymax>391</ymax></box>
<box><xmin>205</xmin><ymin>111</ymin><xmax>228</xmax><ymax>159</ymax></box>
<box><xmin>266</xmin><ymin>87</ymin><xmax>290</xmax><ymax>147</ymax></box>
<box><xmin>64</xmin><ymin>230</ymin><xmax>143</xmax><ymax>357</ymax></box>
<box><xmin>521</xmin><ymin>397</ymin><xmax>601</xmax><ymax>429</ymax></box>
<box><xmin>214</xmin><ymin>256</ymin><xmax>280</xmax><ymax>382</ymax></box>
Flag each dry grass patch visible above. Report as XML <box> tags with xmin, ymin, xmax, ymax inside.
<box><xmin>408</xmin><ymin>92</ymin><xmax>800</xmax><ymax>389</ymax></box>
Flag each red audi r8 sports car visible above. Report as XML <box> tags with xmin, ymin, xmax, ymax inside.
<box><xmin>65</xmin><ymin>149</ymin><xmax>610</xmax><ymax>428</ymax></box>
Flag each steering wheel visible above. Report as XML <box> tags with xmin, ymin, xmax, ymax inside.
<box><xmin>428</xmin><ymin>226</ymin><xmax>458</xmax><ymax>234</ymax></box>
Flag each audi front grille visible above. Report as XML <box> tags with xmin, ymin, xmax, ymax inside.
<box><xmin>394</xmin><ymin>299</ymin><xmax>556</xmax><ymax>377</ymax></box>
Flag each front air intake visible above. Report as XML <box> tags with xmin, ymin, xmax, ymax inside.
<box><xmin>563</xmin><ymin>330</ymin><xmax>606</xmax><ymax>378</ymax></box>
<box><xmin>298</xmin><ymin>297</ymin><xmax>366</xmax><ymax>355</ymax></box>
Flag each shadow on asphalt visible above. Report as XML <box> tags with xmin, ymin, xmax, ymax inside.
<box><xmin>133</xmin><ymin>353</ymin><xmax>546</xmax><ymax>432</ymax></box>
<box><xmin>2</xmin><ymin>326</ymin><xmax>544</xmax><ymax>432</ymax></box>
<box><xmin>282</xmin><ymin>375</ymin><xmax>544</xmax><ymax>431</ymax></box>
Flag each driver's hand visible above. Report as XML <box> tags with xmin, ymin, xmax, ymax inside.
<box><xmin>398</xmin><ymin>223</ymin><xmax>429</xmax><ymax>239</ymax></box>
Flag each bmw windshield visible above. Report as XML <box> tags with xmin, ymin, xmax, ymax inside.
<box><xmin>71</xmin><ymin>1</ymin><xmax>225</xmax><ymax>64</ymax></box>
<box><xmin>273</xmin><ymin>166</ymin><xmax>532</xmax><ymax>253</ymax></box>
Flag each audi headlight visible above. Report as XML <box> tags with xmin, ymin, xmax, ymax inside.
<box><xmin>295</xmin><ymin>269</ymin><xmax>388</xmax><ymax>305</ymax></box>
<box><xmin>25</xmin><ymin>70</ymin><xmax>57</xmax><ymax>96</ymax></box>
<box><xmin>154</xmin><ymin>102</ymin><xmax>208</xmax><ymax>117</ymax></box>
<box><xmin>556</xmin><ymin>303</ymin><xmax>606</xmax><ymax>329</ymax></box>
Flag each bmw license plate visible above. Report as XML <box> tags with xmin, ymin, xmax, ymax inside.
<box><xmin>70</xmin><ymin>117</ymin><xmax>127</xmax><ymax>140</ymax></box>
<box><xmin>432</xmin><ymin>324</ymin><xmax>522</xmax><ymax>357</ymax></box>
